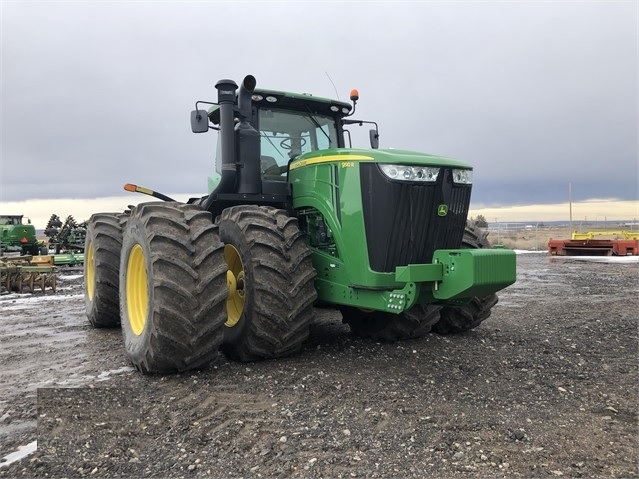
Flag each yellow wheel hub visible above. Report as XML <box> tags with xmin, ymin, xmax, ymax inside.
<box><xmin>126</xmin><ymin>244</ymin><xmax>148</xmax><ymax>336</ymax></box>
<box><xmin>86</xmin><ymin>240</ymin><xmax>95</xmax><ymax>301</ymax></box>
<box><xmin>224</xmin><ymin>244</ymin><xmax>245</xmax><ymax>328</ymax></box>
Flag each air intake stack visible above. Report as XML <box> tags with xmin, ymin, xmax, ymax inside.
<box><xmin>212</xmin><ymin>78</ymin><xmax>239</xmax><ymax>196</ymax></box>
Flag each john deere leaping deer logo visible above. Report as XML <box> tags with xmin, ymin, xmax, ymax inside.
<box><xmin>437</xmin><ymin>204</ymin><xmax>448</xmax><ymax>217</ymax></box>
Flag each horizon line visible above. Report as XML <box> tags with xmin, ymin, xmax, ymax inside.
<box><xmin>1</xmin><ymin>195</ymin><xmax>637</xmax><ymax>226</ymax></box>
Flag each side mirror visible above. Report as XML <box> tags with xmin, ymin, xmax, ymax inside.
<box><xmin>369</xmin><ymin>129</ymin><xmax>379</xmax><ymax>149</ymax></box>
<box><xmin>190</xmin><ymin>109</ymin><xmax>209</xmax><ymax>133</ymax></box>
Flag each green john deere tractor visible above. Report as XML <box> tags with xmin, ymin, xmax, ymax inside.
<box><xmin>84</xmin><ymin>75</ymin><xmax>516</xmax><ymax>373</ymax></box>
<box><xmin>0</xmin><ymin>215</ymin><xmax>45</xmax><ymax>256</ymax></box>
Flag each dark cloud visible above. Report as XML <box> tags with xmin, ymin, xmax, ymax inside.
<box><xmin>1</xmin><ymin>2</ymin><xmax>636</xmax><ymax>205</ymax></box>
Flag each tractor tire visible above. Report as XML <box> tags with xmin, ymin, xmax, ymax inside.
<box><xmin>119</xmin><ymin>202</ymin><xmax>227</xmax><ymax>374</ymax></box>
<box><xmin>22</xmin><ymin>244</ymin><xmax>39</xmax><ymax>256</ymax></box>
<box><xmin>84</xmin><ymin>212</ymin><xmax>126</xmax><ymax>328</ymax></box>
<box><xmin>218</xmin><ymin>205</ymin><xmax>317</xmax><ymax>362</ymax></box>
<box><xmin>432</xmin><ymin>221</ymin><xmax>499</xmax><ymax>334</ymax></box>
<box><xmin>341</xmin><ymin>304</ymin><xmax>442</xmax><ymax>341</ymax></box>
<box><xmin>432</xmin><ymin>295</ymin><xmax>498</xmax><ymax>334</ymax></box>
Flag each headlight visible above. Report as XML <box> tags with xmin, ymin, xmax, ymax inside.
<box><xmin>452</xmin><ymin>169</ymin><xmax>473</xmax><ymax>184</ymax></box>
<box><xmin>380</xmin><ymin>164</ymin><xmax>439</xmax><ymax>182</ymax></box>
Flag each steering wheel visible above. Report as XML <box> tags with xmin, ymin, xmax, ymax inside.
<box><xmin>279</xmin><ymin>136</ymin><xmax>307</xmax><ymax>150</ymax></box>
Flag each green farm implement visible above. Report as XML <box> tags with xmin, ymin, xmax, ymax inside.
<box><xmin>45</xmin><ymin>214</ymin><xmax>86</xmax><ymax>254</ymax></box>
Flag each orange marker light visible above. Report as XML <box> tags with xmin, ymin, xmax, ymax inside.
<box><xmin>124</xmin><ymin>183</ymin><xmax>137</xmax><ymax>192</ymax></box>
<box><xmin>350</xmin><ymin>89</ymin><xmax>359</xmax><ymax>102</ymax></box>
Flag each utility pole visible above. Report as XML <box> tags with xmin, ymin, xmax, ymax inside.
<box><xmin>569</xmin><ymin>182</ymin><xmax>573</xmax><ymax>234</ymax></box>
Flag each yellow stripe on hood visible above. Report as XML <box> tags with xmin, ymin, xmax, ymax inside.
<box><xmin>289</xmin><ymin>154</ymin><xmax>374</xmax><ymax>170</ymax></box>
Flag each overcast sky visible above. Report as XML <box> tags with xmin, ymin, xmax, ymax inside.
<box><xmin>1</xmin><ymin>1</ymin><xmax>637</xmax><ymax>209</ymax></box>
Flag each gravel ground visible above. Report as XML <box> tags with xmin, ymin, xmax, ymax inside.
<box><xmin>0</xmin><ymin>253</ymin><xmax>637</xmax><ymax>478</ymax></box>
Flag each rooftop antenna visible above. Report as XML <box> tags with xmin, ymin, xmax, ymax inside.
<box><xmin>325</xmin><ymin>71</ymin><xmax>340</xmax><ymax>100</ymax></box>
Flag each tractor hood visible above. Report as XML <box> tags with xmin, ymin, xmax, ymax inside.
<box><xmin>289</xmin><ymin>148</ymin><xmax>473</xmax><ymax>172</ymax></box>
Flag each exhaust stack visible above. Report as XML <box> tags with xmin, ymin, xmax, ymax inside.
<box><xmin>235</xmin><ymin>75</ymin><xmax>261</xmax><ymax>194</ymax></box>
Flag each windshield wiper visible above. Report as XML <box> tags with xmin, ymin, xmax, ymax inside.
<box><xmin>303</xmin><ymin>107</ymin><xmax>332</xmax><ymax>145</ymax></box>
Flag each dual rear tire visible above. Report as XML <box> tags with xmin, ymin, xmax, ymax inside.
<box><xmin>118</xmin><ymin>203</ymin><xmax>228</xmax><ymax>373</ymax></box>
<box><xmin>85</xmin><ymin>203</ymin><xmax>316</xmax><ymax>373</ymax></box>
<box><xmin>84</xmin><ymin>212</ymin><xmax>127</xmax><ymax>328</ymax></box>
<box><xmin>218</xmin><ymin>206</ymin><xmax>317</xmax><ymax>361</ymax></box>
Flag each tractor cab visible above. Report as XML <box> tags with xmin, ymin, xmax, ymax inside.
<box><xmin>190</xmin><ymin>76</ymin><xmax>373</xmax><ymax>216</ymax></box>
<box><xmin>0</xmin><ymin>215</ymin><xmax>27</xmax><ymax>226</ymax></box>
<box><xmin>200</xmin><ymin>86</ymin><xmax>353</xmax><ymax>182</ymax></box>
<box><xmin>190</xmin><ymin>78</ymin><xmax>384</xmax><ymax>222</ymax></box>
<box><xmin>256</xmin><ymin>105</ymin><xmax>340</xmax><ymax>177</ymax></box>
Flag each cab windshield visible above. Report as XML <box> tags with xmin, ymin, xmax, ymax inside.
<box><xmin>258</xmin><ymin>108</ymin><xmax>338</xmax><ymax>169</ymax></box>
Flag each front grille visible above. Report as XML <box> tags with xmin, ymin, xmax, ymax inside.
<box><xmin>360</xmin><ymin>163</ymin><xmax>471</xmax><ymax>272</ymax></box>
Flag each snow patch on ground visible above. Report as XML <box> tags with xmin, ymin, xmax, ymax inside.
<box><xmin>58</xmin><ymin>274</ymin><xmax>83</xmax><ymax>281</ymax></box>
<box><xmin>0</xmin><ymin>293</ymin><xmax>83</xmax><ymax>309</ymax></box>
<box><xmin>513</xmin><ymin>250</ymin><xmax>638</xmax><ymax>263</ymax></box>
<box><xmin>0</xmin><ymin>441</ymin><xmax>37</xmax><ymax>468</ymax></box>
<box><xmin>34</xmin><ymin>366</ymin><xmax>135</xmax><ymax>388</ymax></box>
<box><xmin>566</xmin><ymin>255</ymin><xmax>639</xmax><ymax>264</ymax></box>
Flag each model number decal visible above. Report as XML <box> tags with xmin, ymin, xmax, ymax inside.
<box><xmin>341</xmin><ymin>161</ymin><xmax>355</xmax><ymax>168</ymax></box>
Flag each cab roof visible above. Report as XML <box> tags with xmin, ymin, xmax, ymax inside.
<box><xmin>207</xmin><ymin>88</ymin><xmax>352</xmax><ymax>125</ymax></box>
